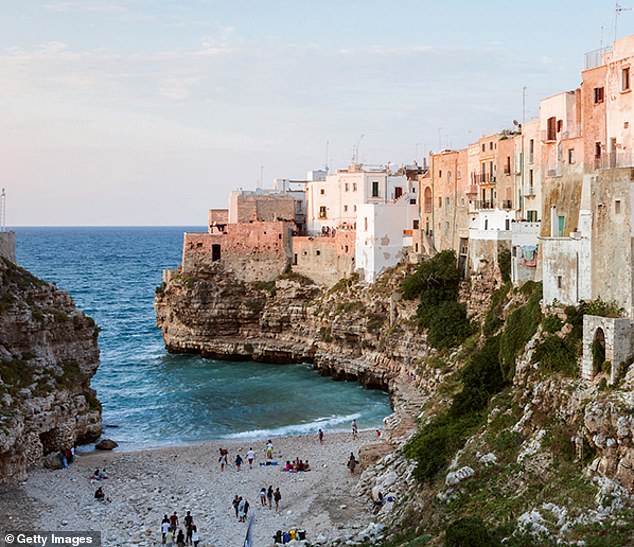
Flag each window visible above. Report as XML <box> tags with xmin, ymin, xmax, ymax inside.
<box><xmin>448</xmin><ymin>171</ymin><xmax>452</xmax><ymax>184</ymax></box>
<box><xmin>595</xmin><ymin>142</ymin><xmax>602</xmax><ymax>160</ymax></box>
<box><xmin>547</xmin><ymin>116</ymin><xmax>557</xmax><ymax>141</ymax></box>
<box><xmin>594</xmin><ymin>87</ymin><xmax>604</xmax><ymax>104</ymax></box>
<box><xmin>616</xmin><ymin>199</ymin><xmax>622</xmax><ymax>214</ymax></box>
<box><xmin>211</xmin><ymin>244</ymin><xmax>221</xmax><ymax>262</ymax></box>
<box><xmin>504</xmin><ymin>156</ymin><xmax>511</xmax><ymax>174</ymax></box>
<box><xmin>489</xmin><ymin>142</ymin><xmax>493</xmax><ymax>150</ymax></box>
<box><xmin>344</xmin><ymin>245</ymin><xmax>349</xmax><ymax>253</ymax></box>
<box><xmin>353</xmin><ymin>182</ymin><xmax>357</xmax><ymax>191</ymax></box>
<box><xmin>558</xmin><ymin>215</ymin><xmax>565</xmax><ymax>236</ymax></box>
<box><xmin>557</xmin><ymin>275</ymin><xmax>562</xmax><ymax>289</ymax></box>
<box><xmin>557</xmin><ymin>119</ymin><xmax>563</xmax><ymax>133</ymax></box>
<box><xmin>353</xmin><ymin>205</ymin><xmax>357</xmax><ymax>212</ymax></box>
<box><xmin>293</xmin><ymin>253</ymin><xmax>298</xmax><ymax>265</ymax></box>
<box><xmin>320</xmin><ymin>188</ymin><xmax>325</xmax><ymax>195</ymax></box>
<box><xmin>364</xmin><ymin>217</ymin><xmax>368</xmax><ymax>231</ymax></box>
<box><xmin>568</xmin><ymin>148</ymin><xmax>575</xmax><ymax>164</ymax></box>
<box><xmin>484</xmin><ymin>219</ymin><xmax>488</xmax><ymax>230</ymax></box>
<box><xmin>482</xmin><ymin>143</ymin><xmax>486</xmax><ymax>152</ymax></box>
<box><xmin>438</xmin><ymin>197</ymin><xmax>442</xmax><ymax>208</ymax></box>
<box><xmin>439</xmin><ymin>170</ymin><xmax>442</xmax><ymax>178</ymax></box>
<box><xmin>345</xmin><ymin>183</ymin><xmax>349</xmax><ymax>192</ymax></box>
<box><xmin>371</xmin><ymin>181</ymin><xmax>379</xmax><ymax>197</ymax></box>
<box><xmin>529</xmin><ymin>139</ymin><xmax>534</xmax><ymax>164</ymax></box>
<box><xmin>319</xmin><ymin>206</ymin><xmax>327</xmax><ymax>219</ymax></box>
<box><xmin>343</xmin><ymin>205</ymin><xmax>348</xmax><ymax>212</ymax></box>
<box><xmin>445</xmin><ymin>197</ymin><xmax>450</xmax><ymax>208</ymax></box>
<box><xmin>413</xmin><ymin>219</ymin><xmax>419</xmax><ymax>229</ymax></box>
<box><xmin>505</xmin><ymin>219</ymin><xmax>510</xmax><ymax>230</ymax></box>
<box><xmin>316</xmin><ymin>250</ymin><xmax>320</xmax><ymax>256</ymax></box>
<box><xmin>445</xmin><ymin>222</ymin><xmax>449</xmax><ymax>236</ymax></box>
<box><xmin>623</xmin><ymin>67</ymin><xmax>631</xmax><ymax>91</ymax></box>
<box><xmin>394</xmin><ymin>186</ymin><xmax>403</xmax><ymax>199</ymax></box>
<box><xmin>527</xmin><ymin>210</ymin><xmax>538</xmax><ymax>222</ymax></box>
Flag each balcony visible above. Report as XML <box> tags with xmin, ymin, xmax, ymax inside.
<box><xmin>501</xmin><ymin>199</ymin><xmax>513</xmax><ymax>210</ymax></box>
<box><xmin>466</xmin><ymin>184</ymin><xmax>478</xmax><ymax>195</ymax></box>
<box><xmin>585</xmin><ymin>46</ymin><xmax>612</xmax><ymax>70</ymax></box>
<box><xmin>594</xmin><ymin>150</ymin><xmax>634</xmax><ymax>169</ymax></box>
<box><xmin>471</xmin><ymin>173</ymin><xmax>496</xmax><ymax>184</ymax></box>
<box><xmin>474</xmin><ymin>200</ymin><xmax>496</xmax><ymax>210</ymax></box>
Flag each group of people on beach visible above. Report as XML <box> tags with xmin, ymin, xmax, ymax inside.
<box><xmin>160</xmin><ymin>511</ymin><xmax>200</xmax><ymax>546</ymax></box>
<box><xmin>282</xmin><ymin>458</ymin><xmax>310</xmax><ymax>472</ymax></box>
<box><xmin>218</xmin><ymin>439</ymin><xmax>275</xmax><ymax>471</ymax></box>
<box><xmin>91</xmin><ymin>468</ymin><xmax>111</xmax><ymax>502</ymax></box>
<box><xmin>232</xmin><ymin>484</ymin><xmax>282</xmax><ymax>524</ymax></box>
<box><xmin>57</xmin><ymin>446</ymin><xmax>75</xmax><ymax>469</ymax></box>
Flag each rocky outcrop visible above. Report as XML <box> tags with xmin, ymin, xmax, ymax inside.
<box><xmin>0</xmin><ymin>258</ymin><xmax>101</xmax><ymax>483</ymax></box>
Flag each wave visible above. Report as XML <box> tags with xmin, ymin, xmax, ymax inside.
<box><xmin>221</xmin><ymin>412</ymin><xmax>362</xmax><ymax>440</ymax></box>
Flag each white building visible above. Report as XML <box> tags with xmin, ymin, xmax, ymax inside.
<box><xmin>305</xmin><ymin>163</ymin><xmax>416</xmax><ymax>235</ymax></box>
<box><xmin>355</xmin><ymin>193</ymin><xmax>419</xmax><ymax>283</ymax></box>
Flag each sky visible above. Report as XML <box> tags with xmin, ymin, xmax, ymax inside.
<box><xmin>1</xmin><ymin>0</ymin><xmax>629</xmax><ymax>226</ymax></box>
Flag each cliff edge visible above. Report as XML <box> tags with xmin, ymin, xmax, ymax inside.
<box><xmin>0</xmin><ymin>258</ymin><xmax>101</xmax><ymax>482</ymax></box>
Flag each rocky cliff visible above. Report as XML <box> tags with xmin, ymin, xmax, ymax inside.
<box><xmin>0</xmin><ymin>258</ymin><xmax>101</xmax><ymax>483</ymax></box>
<box><xmin>156</xmin><ymin>259</ymin><xmax>634</xmax><ymax>544</ymax></box>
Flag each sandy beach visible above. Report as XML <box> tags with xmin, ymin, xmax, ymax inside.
<box><xmin>1</xmin><ymin>429</ymin><xmax>387</xmax><ymax>547</ymax></box>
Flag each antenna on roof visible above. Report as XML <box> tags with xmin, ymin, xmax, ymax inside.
<box><xmin>352</xmin><ymin>134</ymin><xmax>364</xmax><ymax>163</ymax></box>
<box><xmin>616</xmin><ymin>1</ymin><xmax>631</xmax><ymax>42</ymax></box>
<box><xmin>325</xmin><ymin>140</ymin><xmax>329</xmax><ymax>172</ymax></box>
<box><xmin>0</xmin><ymin>188</ymin><xmax>6</xmax><ymax>232</ymax></box>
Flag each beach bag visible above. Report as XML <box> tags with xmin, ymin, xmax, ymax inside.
<box><xmin>298</xmin><ymin>530</ymin><xmax>306</xmax><ymax>540</ymax></box>
<box><xmin>282</xmin><ymin>531</ymin><xmax>291</xmax><ymax>544</ymax></box>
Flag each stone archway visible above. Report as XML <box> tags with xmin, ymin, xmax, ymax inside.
<box><xmin>582</xmin><ymin>315</ymin><xmax>632</xmax><ymax>383</ymax></box>
<box><xmin>592</xmin><ymin>327</ymin><xmax>606</xmax><ymax>376</ymax></box>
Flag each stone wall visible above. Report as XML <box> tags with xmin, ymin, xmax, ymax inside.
<box><xmin>230</xmin><ymin>193</ymin><xmax>296</xmax><ymax>224</ymax></box>
<box><xmin>182</xmin><ymin>221</ymin><xmax>293</xmax><ymax>283</ymax></box>
<box><xmin>292</xmin><ymin>231</ymin><xmax>356</xmax><ymax>286</ymax></box>
<box><xmin>0</xmin><ymin>232</ymin><xmax>16</xmax><ymax>263</ymax></box>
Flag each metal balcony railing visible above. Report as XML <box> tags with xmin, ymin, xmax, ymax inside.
<box><xmin>471</xmin><ymin>173</ymin><xmax>496</xmax><ymax>184</ymax></box>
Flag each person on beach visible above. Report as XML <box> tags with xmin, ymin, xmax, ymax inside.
<box><xmin>58</xmin><ymin>449</ymin><xmax>68</xmax><ymax>469</ymax></box>
<box><xmin>94</xmin><ymin>487</ymin><xmax>105</xmax><ymax>501</ymax></box>
<box><xmin>237</xmin><ymin>497</ymin><xmax>246</xmax><ymax>522</ymax></box>
<box><xmin>352</xmin><ymin>419</ymin><xmax>358</xmax><ymax>440</ymax></box>
<box><xmin>235</xmin><ymin>453</ymin><xmax>243</xmax><ymax>471</ymax></box>
<box><xmin>266</xmin><ymin>440</ymin><xmax>273</xmax><ymax>460</ymax></box>
<box><xmin>247</xmin><ymin>447</ymin><xmax>256</xmax><ymax>469</ymax></box>
<box><xmin>161</xmin><ymin>516</ymin><xmax>170</xmax><ymax>544</ymax></box>
<box><xmin>191</xmin><ymin>525</ymin><xmax>200</xmax><ymax>547</ymax></box>
<box><xmin>169</xmin><ymin>512</ymin><xmax>179</xmax><ymax>535</ymax></box>
<box><xmin>184</xmin><ymin>511</ymin><xmax>193</xmax><ymax>544</ymax></box>
<box><xmin>267</xmin><ymin>485</ymin><xmax>273</xmax><ymax>509</ymax></box>
<box><xmin>259</xmin><ymin>487</ymin><xmax>267</xmax><ymax>506</ymax></box>
<box><xmin>232</xmin><ymin>495</ymin><xmax>240</xmax><ymax>518</ymax></box>
<box><xmin>347</xmin><ymin>452</ymin><xmax>359</xmax><ymax>474</ymax></box>
<box><xmin>243</xmin><ymin>498</ymin><xmax>250</xmax><ymax>521</ymax></box>
<box><xmin>274</xmin><ymin>487</ymin><xmax>282</xmax><ymax>511</ymax></box>
<box><xmin>176</xmin><ymin>529</ymin><xmax>185</xmax><ymax>547</ymax></box>
<box><xmin>218</xmin><ymin>448</ymin><xmax>228</xmax><ymax>471</ymax></box>
<box><xmin>318</xmin><ymin>429</ymin><xmax>324</xmax><ymax>444</ymax></box>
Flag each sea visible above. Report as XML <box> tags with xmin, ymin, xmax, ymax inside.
<box><xmin>14</xmin><ymin>227</ymin><xmax>392</xmax><ymax>449</ymax></box>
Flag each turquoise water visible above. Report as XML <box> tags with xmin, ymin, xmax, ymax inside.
<box><xmin>15</xmin><ymin>227</ymin><xmax>392</xmax><ymax>448</ymax></box>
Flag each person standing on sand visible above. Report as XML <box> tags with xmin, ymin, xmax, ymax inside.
<box><xmin>218</xmin><ymin>447</ymin><xmax>228</xmax><ymax>471</ymax></box>
<box><xmin>161</xmin><ymin>515</ymin><xmax>170</xmax><ymax>544</ymax></box>
<box><xmin>318</xmin><ymin>429</ymin><xmax>324</xmax><ymax>444</ymax></box>
<box><xmin>235</xmin><ymin>453</ymin><xmax>243</xmax><ymax>471</ymax></box>
<box><xmin>274</xmin><ymin>487</ymin><xmax>282</xmax><ymax>511</ymax></box>
<box><xmin>247</xmin><ymin>447</ymin><xmax>256</xmax><ymax>469</ymax></box>
<box><xmin>176</xmin><ymin>529</ymin><xmax>185</xmax><ymax>547</ymax></box>
<box><xmin>259</xmin><ymin>487</ymin><xmax>267</xmax><ymax>506</ymax></box>
<box><xmin>232</xmin><ymin>495</ymin><xmax>240</xmax><ymax>518</ymax></box>
<box><xmin>347</xmin><ymin>452</ymin><xmax>359</xmax><ymax>474</ymax></box>
<box><xmin>191</xmin><ymin>525</ymin><xmax>200</xmax><ymax>547</ymax></box>
<box><xmin>352</xmin><ymin>419</ymin><xmax>358</xmax><ymax>440</ymax></box>
<box><xmin>267</xmin><ymin>485</ymin><xmax>273</xmax><ymax>509</ymax></box>
<box><xmin>238</xmin><ymin>497</ymin><xmax>246</xmax><ymax>522</ymax></box>
<box><xmin>184</xmin><ymin>511</ymin><xmax>193</xmax><ymax>545</ymax></box>
<box><xmin>169</xmin><ymin>512</ymin><xmax>179</xmax><ymax>535</ymax></box>
<box><xmin>266</xmin><ymin>440</ymin><xmax>273</xmax><ymax>460</ymax></box>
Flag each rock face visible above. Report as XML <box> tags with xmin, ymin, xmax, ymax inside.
<box><xmin>0</xmin><ymin>258</ymin><xmax>102</xmax><ymax>483</ymax></box>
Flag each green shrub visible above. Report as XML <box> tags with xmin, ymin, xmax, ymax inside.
<box><xmin>336</xmin><ymin>300</ymin><xmax>364</xmax><ymax>314</ymax></box>
<box><xmin>445</xmin><ymin>516</ymin><xmax>499</xmax><ymax>547</ymax></box>
<box><xmin>498</xmin><ymin>248</ymin><xmax>511</xmax><ymax>284</ymax></box>
<box><xmin>319</xmin><ymin>327</ymin><xmax>332</xmax><ymax>342</ymax></box>
<box><xmin>279</xmin><ymin>271</ymin><xmax>315</xmax><ymax>286</ymax></box>
<box><xmin>542</xmin><ymin>314</ymin><xmax>563</xmax><ymax>333</ymax></box>
<box><xmin>253</xmin><ymin>280</ymin><xmax>276</xmax><ymax>296</ymax></box>
<box><xmin>401</xmin><ymin>250</ymin><xmax>460</xmax><ymax>302</ymax></box>
<box><xmin>483</xmin><ymin>283</ymin><xmax>511</xmax><ymax>336</ymax></box>
<box><xmin>425</xmin><ymin>301</ymin><xmax>474</xmax><ymax>349</ymax></box>
<box><xmin>532</xmin><ymin>335</ymin><xmax>578</xmax><ymax>377</ymax></box>
<box><xmin>499</xmin><ymin>284</ymin><xmax>542</xmax><ymax>380</ymax></box>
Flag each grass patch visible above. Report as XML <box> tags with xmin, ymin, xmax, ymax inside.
<box><xmin>532</xmin><ymin>335</ymin><xmax>578</xmax><ymax>377</ymax></box>
<box><xmin>279</xmin><ymin>271</ymin><xmax>315</xmax><ymax>286</ymax></box>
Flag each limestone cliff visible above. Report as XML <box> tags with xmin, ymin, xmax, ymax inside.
<box><xmin>0</xmin><ymin>258</ymin><xmax>101</xmax><ymax>482</ymax></box>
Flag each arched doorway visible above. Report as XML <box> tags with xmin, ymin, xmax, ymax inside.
<box><xmin>592</xmin><ymin>327</ymin><xmax>606</xmax><ymax>376</ymax></box>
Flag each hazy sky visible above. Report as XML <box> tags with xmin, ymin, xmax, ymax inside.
<box><xmin>1</xmin><ymin>0</ymin><xmax>627</xmax><ymax>226</ymax></box>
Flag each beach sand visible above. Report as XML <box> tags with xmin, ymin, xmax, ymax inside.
<box><xmin>1</xmin><ymin>429</ymin><xmax>385</xmax><ymax>546</ymax></box>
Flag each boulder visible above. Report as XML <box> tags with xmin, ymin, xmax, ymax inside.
<box><xmin>95</xmin><ymin>439</ymin><xmax>118</xmax><ymax>450</ymax></box>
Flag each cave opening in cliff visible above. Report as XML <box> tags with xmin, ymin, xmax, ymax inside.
<box><xmin>39</xmin><ymin>429</ymin><xmax>60</xmax><ymax>454</ymax></box>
